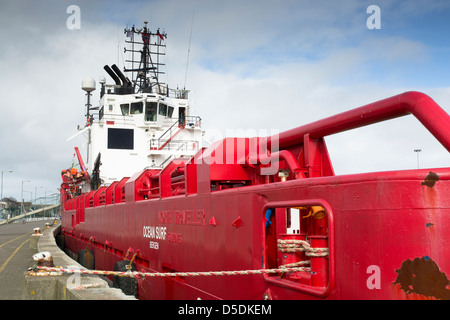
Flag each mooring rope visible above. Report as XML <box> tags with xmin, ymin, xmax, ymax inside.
<box><xmin>30</xmin><ymin>238</ymin><xmax>328</xmax><ymax>278</ymax></box>
<box><xmin>277</xmin><ymin>239</ymin><xmax>329</xmax><ymax>257</ymax></box>
<box><xmin>33</xmin><ymin>265</ymin><xmax>311</xmax><ymax>278</ymax></box>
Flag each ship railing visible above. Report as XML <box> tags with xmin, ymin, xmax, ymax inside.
<box><xmin>157</xmin><ymin>118</ymin><xmax>182</xmax><ymax>147</ymax></box>
<box><xmin>185</xmin><ymin>115</ymin><xmax>202</xmax><ymax>128</ymax></box>
<box><xmin>98</xmin><ymin>115</ymin><xmax>135</xmax><ymax>126</ymax></box>
<box><xmin>150</xmin><ymin>116</ymin><xmax>201</xmax><ymax>151</ymax></box>
<box><xmin>169</xmin><ymin>139</ymin><xmax>200</xmax><ymax>151</ymax></box>
<box><xmin>159</xmin><ymin>116</ymin><xmax>202</xmax><ymax>141</ymax></box>
<box><xmin>103</xmin><ymin>83</ymin><xmax>189</xmax><ymax>99</ymax></box>
<box><xmin>168</xmin><ymin>87</ymin><xmax>190</xmax><ymax>99</ymax></box>
<box><xmin>160</xmin><ymin>155</ymin><xmax>174</xmax><ymax>168</ymax></box>
<box><xmin>150</xmin><ymin>139</ymin><xmax>200</xmax><ymax>152</ymax></box>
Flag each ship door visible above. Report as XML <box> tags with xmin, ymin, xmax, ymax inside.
<box><xmin>263</xmin><ymin>200</ymin><xmax>334</xmax><ymax>297</ymax></box>
<box><xmin>178</xmin><ymin>107</ymin><xmax>186</xmax><ymax>127</ymax></box>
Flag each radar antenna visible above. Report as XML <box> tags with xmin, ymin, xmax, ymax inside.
<box><xmin>81</xmin><ymin>77</ymin><xmax>97</xmax><ymax>126</ymax></box>
<box><xmin>123</xmin><ymin>21</ymin><xmax>167</xmax><ymax>94</ymax></box>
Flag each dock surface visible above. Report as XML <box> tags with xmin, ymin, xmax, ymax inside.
<box><xmin>0</xmin><ymin>219</ymin><xmax>55</xmax><ymax>299</ymax></box>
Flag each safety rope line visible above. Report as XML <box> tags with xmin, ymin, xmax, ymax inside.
<box><xmin>33</xmin><ymin>266</ymin><xmax>311</xmax><ymax>278</ymax></box>
<box><xmin>30</xmin><ymin>238</ymin><xmax>328</xmax><ymax>279</ymax></box>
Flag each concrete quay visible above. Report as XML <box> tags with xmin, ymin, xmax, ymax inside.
<box><xmin>22</xmin><ymin>224</ymin><xmax>136</xmax><ymax>300</ymax></box>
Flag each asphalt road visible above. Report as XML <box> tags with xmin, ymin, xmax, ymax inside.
<box><xmin>0</xmin><ymin>219</ymin><xmax>56</xmax><ymax>300</ymax></box>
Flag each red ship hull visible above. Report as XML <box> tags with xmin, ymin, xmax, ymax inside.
<box><xmin>60</xmin><ymin>91</ymin><xmax>450</xmax><ymax>300</ymax></box>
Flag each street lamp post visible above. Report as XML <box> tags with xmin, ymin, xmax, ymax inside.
<box><xmin>34</xmin><ymin>186</ymin><xmax>42</xmax><ymax>220</ymax></box>
<box><xmin>1</xmin><ymin>170</ymin><xmax>13</xmax><ymax>219</ymax></box>
<box><xmin>414</xmin><ymin>149</ymin><xmax>422</xmax><ymax>169</ymax></box>
<box><xmin>21</xmin><ymin>179</ymin><xmax>31</xmax><ymax>216</ymax></box>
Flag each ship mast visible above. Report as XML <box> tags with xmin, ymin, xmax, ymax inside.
<box><xmin>123</xmin><ymin>21</ymin><xmax>167</xmax><ymax>94</ymax></box>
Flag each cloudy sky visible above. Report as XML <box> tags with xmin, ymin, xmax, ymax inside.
<box><xmin>1</xmin><ymin>0</ymin><xmax>450</xmax><ymax>202</ymax></box>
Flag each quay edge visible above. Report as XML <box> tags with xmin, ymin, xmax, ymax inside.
<box><xmin>22</xmin><ymin>224</ymin><xmax>136</xmax><ymax>300</ymax></box>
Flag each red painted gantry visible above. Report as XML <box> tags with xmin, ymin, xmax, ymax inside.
<box><xmin>60</xmin><ymin>91</ymin><xmax>450</xmax><ymax>300</ymax></box>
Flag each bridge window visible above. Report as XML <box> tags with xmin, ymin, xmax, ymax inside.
<box><xmin>131</xmin><ymin>102</ymin><xmax>143</xmax><ymax>114</ymax></box>
<box><xmin>159</xmin><ymin>103</ymin><xmax>167</xmax><ymax>116</ymax></box>
<box><xmin>168</xmin><ymin>106</ymin><xmax>174</xmax><ymax>118</ymax></box>
<box><xmin>120</xmin><ymin>103</ymin><xmax>130</xmax><ymax>115</ymax></box>
<box><xmin>145</xmin><ymin>102</ymin><xmax>157</xmax><ymax>122</ymax></box>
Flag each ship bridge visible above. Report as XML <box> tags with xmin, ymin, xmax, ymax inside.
<box><xmin>86</xmin><ymin>88</ymin><xmax>202</xmax><ymax>187</ymax></box>
<box><xmin>73</xmin><ymin>22</ymin><xmax>203</xmax><ymax>189</ymax></box>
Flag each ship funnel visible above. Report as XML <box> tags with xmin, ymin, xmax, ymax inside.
<box><xmin>111</xmin><ymin>64</ymin><xmax>131</xmax><ymax>86</ymax></box>
<box><xmin>103</xmin><ymin>65</ymin><xmax>121</xmax><ymax>85</ymax></box>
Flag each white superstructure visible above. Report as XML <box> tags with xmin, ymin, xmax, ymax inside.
<box><xmin>87</xmin><ymin>88</ymin><xmax>202</xmax><ymax>186</ymax></box>
<box><xmin>71</xmin><ymin>22</ymin><xmax>203</xmax><ymax>190</ymax></box>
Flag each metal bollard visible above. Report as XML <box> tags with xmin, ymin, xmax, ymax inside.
<box><xmin>279</xmin><ymin>233</ymin><xmax>307</xmax><ymax>280</ymax></box>
<box><xmin>309</xmin><ymin>235</ymin><xmax>328</xmax><ymax>287</ymax></box>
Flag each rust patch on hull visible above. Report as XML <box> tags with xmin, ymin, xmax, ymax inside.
<box><xmin>394</xmin><ymin>256</ymin><xmax>450</xmax><ymax>300</ymax></box>
<box><xmin>421</xmin><ymin>172</ymin><xmax>439</xmax><ymax>188</ymax></box>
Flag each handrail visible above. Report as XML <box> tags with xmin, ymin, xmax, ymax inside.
<box><xmin>264</xmin><ymin>91</ymin><xmax>450</xmax><ymax>152</ymax></box>
<box><xmin>151</xmin><ymin>116</ymin><xmax>202</xmax><ymax>150</ymax></box>
<box><xmin>158</xmin><ymin>119</ymin><xmax>181</xmax><ymax>146</ymax></box>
